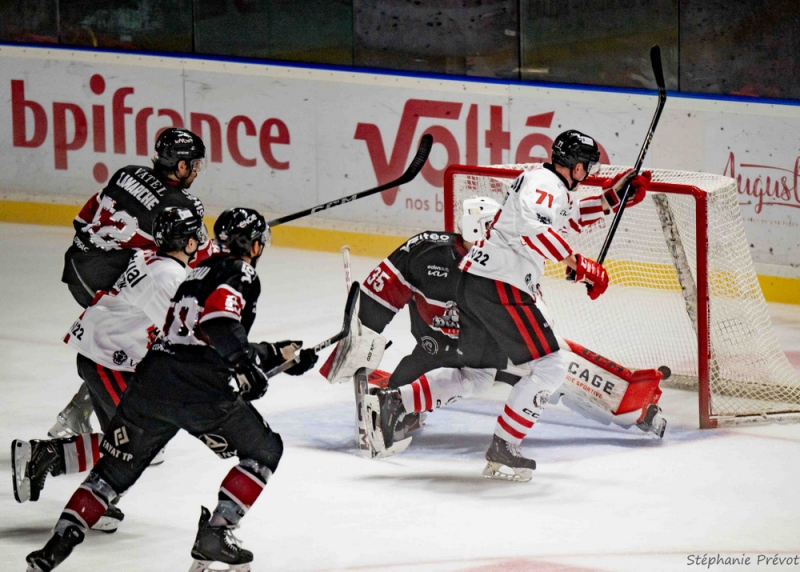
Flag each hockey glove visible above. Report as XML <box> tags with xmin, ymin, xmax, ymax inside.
<box><xmin>602</xmin><ymin>170</ymin><xmax>651</xmax><ymax>213</ymax></box>
<box><xmin>235</xmin><ymin>349</ymin><xmax>270</xmax><ymax>401</ymax></box>
<box><xmin>285</xmin><ymin>348</ymin><xmax>318</xmax><ymax>376</ymax></box>
<box><xmin>573</xmin><ymin>254</ymin><xmax>608</xmax><ymax>300</ymax></box>
<box><xmin>254</xmin><ymin>340</ymin><xmax>318</xmax><ymax>377</ymax></box>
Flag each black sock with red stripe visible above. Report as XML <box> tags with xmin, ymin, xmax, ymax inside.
<box><xmin>211</xmin><ymin>460</ymin><xmax>272</xmax><ymax>526</ymax></box>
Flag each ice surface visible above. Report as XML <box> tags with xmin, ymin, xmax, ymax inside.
<box><xmin>1</xmin><ymin>223</ymin><xmax>799</xmax><ymax>572</ymax></box>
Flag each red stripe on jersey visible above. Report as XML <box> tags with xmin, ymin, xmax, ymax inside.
<box><xmin>521</xmin><ymin>236</ymin><xmax>547</xmax><ymax>258</ymax></box>
<box><xmin>75</xmin><ymin>193</ymin><xmax>100</xmax><ymax>225</ymax></box>
<box><xmin>568</xmin><ymin>219</ymin><xmax>581</xmax><ymax>233</ymax></box>
<box><xmin>120</xmin><ymin>232</ymin><xmax>156</xmax><ymax>250</ymax></box>
<box><xmin>460</xmin><ymin>259</ymin><xmax>473</xmax><ymax>272</ymax></box>
<box><xmin>96</xmin><ymin>364</ymin><xmax>121</xmax><ymax>406</ymax></box>
<box><xmin>495</xmin><ymin>282</ymin><xmax>541</xmax><ymax>359</ymax></box>
<box><xmin>547</xmin><ymin>228</ymin><xmax>572</xmax><ymax>254</ymax></box>
<box><xmin>497</xmin><ymin>416</ymin><xmax>526</xmax><ymax>439</ymax></box>
<box><xmin>504</xmin><ymin>405</ymin><xmax>534</xmax><ymax>428</ymax></box>
<box><xmin>420</xmin><ymin>375</ymin><xmax>432</xmax><ymax>410</ymax></box>
<box><xmin>90</xmin><ymin>434</ymin><xmax>101</xmax><ymax>466</ymax></box>
<box><xmin>364</xmin><ymin>261</ymin><xmax>413</xmax><ymax>311</ymax></box>
<box><xmin>537</xmin><ymin>232</ymin><xmax>568</xmax><ymax>261</ymax></box>
<box><xmin>511</xmin><ymin>288</ymin><xmax>555</xmax><ymax>355</ymax></box>
<box><xmin>111</xmin><ymin>370</ymin><xmax>128</xmax><ymax>393</ymax></box>
<box><xmin>412</xmin><ymin>380</ymin><xmax>422</xmax><ymax>412</ymax></box>
<box><xmin>76</xmin><ymin>435</ymin><xmax>87</xmax><ymax>472</ymax></box>
<box><xmin>220</xmin><ymin>466</ymin><xmax>265</xmax><ymax>510</ymax></box>
<box><xmin>201</xmin><ymin>286</ymin><xmax>245</xmax><ymax>321</ymax></box>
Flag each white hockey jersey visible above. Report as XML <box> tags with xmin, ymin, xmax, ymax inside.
<box><xmin>64</xmin><ymin>250</ymin><xmax>187</xmax><ymax>371</ymax></box>
<box><xmin>459</xmin><ymin>163</ymin><xmax>605</xmax><ymax>295</ymax></box>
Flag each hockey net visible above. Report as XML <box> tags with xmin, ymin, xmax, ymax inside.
<box><xmin>444</xmin><ymin>163</ymin><xmax>800</xmax><ymax>428</ymax></box>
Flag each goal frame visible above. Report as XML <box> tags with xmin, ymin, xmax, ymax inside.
<box><xmin>443</xmin><ymin>164</ymin><xmax>718</xmax><ymax>429</ymax></box>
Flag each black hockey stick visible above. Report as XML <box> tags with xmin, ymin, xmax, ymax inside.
<box><xmin>596</xmin><ymin>45</ymin><xmax>667</xmax><ymax>265</ymax></box>
<box><xmin>265</xmin><ymin>281</ymin><xmax>361</xmax><ymax>378</ymax></box>
<box><xmin>267</xmin><ymin>134</ymin><xmax>434</xmax><ymax>228</ymax></box>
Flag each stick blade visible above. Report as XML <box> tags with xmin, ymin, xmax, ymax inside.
<box><xmin>650</xmin><ymin>45</ymin><xmax>665</xmax><ymax>90</ymax></box>
<box><xmin>341</xmin><ymin>280</ymin><xmax>360</xmax><ymax>337</ymax></box>
<box><xmin>405</xmin><ymin>133</ymin><xmax>433</xmax><ymax>179</ymax></box>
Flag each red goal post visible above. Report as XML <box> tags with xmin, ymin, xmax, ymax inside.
<box><xmin>444</xmin><ymin>163</ymin><xmax>800</xmax><ymax>428</ymax></box>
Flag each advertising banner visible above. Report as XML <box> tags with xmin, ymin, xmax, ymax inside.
<box><xmin>1</xmin><ymin>45</ymin><xmax>798</xmax><ymax>273</ymax></box>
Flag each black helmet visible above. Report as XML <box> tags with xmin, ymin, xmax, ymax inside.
<box><xmin>214</xmin><ymin>208</ymin><xmax>269</xmax><ymax>256</ymax></box>
<box><xmin>152</xmin><ymin>207</ymin><xmax>205</xmax><ymax>253</ymax></box>
<box><xmin>551</xmin><ymin>130</ymin><xmax>601</xmax><ymax>170</ymax></box>
<box><xmin>153</xmin><ymin>128</ymin><xmax>206</xmax><ymax>170</ymax></box>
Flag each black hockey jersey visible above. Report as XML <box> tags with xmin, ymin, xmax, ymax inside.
<box><xmin>136</xmin><ymin>254</ymin><xmax>261</xmax><ymax>400</ymax></box>
<box><xmin>360</xmin><ymin>231</ymin><xmax>468</xmax><ymax>358</ymax></box>
<box><xmin>61</xmin><ymin>165</ymin><xmax>206</xmax><ymax>297</ymax></box>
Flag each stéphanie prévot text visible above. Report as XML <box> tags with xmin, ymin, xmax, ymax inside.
<box><xmin>687</xmin><ymin>554</ymin><xmax>800</xmax><ymax>567</ymax></box>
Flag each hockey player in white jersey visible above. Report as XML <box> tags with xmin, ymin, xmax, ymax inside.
<box><xmin>12</xmin><ymin>207</ymin><xmax>204</xmax><ymax>525</ymax></box>
<box><xmin>370</xmin><ymin>130</ymin><xmax>653</xmax><ymax>481</ymax></box>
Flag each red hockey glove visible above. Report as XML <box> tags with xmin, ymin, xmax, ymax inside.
<box><xmin>572</xmin><ymin>254</ymin><xmax>608</xmax><ymax>300</ymax></box>
<box><xmin>602</xmin><ymin>170</ymin><xmax>651</xmax><ymax>213</ymax></box>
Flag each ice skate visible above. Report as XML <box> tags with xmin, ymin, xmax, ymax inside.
<box><xmin>26</xmin><ymin>525</ymin><xmax>84</xmax><ymax>572</ymax></box>
<box><xmin>48</xmin><ymin>385</ymin><xmax>94</xmax><ymax>438</ymax></box>
<box><xmin>483</xmin><ymin>435</ymin><xmax>537</xmax><ymax>483</ymax></box>
<box><xmin>12</xmin><ymin>439</ymin><xmax>63</xmax><ymax>503</ymax></box>
<box><xmin>394</xmin><ymin>411</ymin><xmax>427</xmax><ymax>441</ymax></box>
<box><xmin>363</xmin><ymin>389</ymin><xmax>412</xmax><ymax>459</ymax></box>
<box><xmin>91</xmin><ymin>502</ymin><xmax>125</xmax><ymax>533</ymax></box>
<box><xmin>188</xmin><ymin>507</ymin><xmax>253</xmax><ymax>572</ymax></box>
<box><xmin>637</xmin><ymin>404</ymin><xmax>667</xmax><ymax>438</ymax></box>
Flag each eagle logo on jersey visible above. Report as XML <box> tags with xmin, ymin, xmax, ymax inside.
<box><xmin>431</xmin><ymin>301</ymin><xmax>459</xmax><ymax>338</ymax></box>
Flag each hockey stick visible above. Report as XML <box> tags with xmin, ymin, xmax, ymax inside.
<box><xmin>596</xmin><ymin>45</ymin><xmax>667</xmax><ymax>265</ymax></box>
<box><xmin>267</xmin><ymin>134</ymin><xmax>434</xmax><ymax>228</ymax></box>
<box><xmin>265</xmin><ymin>282</ymin><xmax>361</xmax><ymax>378</ymax></box>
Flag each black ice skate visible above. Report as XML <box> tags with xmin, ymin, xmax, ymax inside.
<box><xmin>12</xmin><ymin>439</ymin><xmax>64</xmax><ymax>503</ymax></box>
<box><xmin>483</xmin><ymin>435</ymin><xmax>537</xmax><ymax>482</ymax></box>
<box><xmin>189</xmin><ymin>506</ymin><xmax>253</xmax><ymax>572</ymax></box>
<box><xmin>637</xmin><ymin>404</ymin><xmax>667</xmax><ymax>438</ymax></box>
<box><xmin>48</xmin><ymin>385</ymin><xmax>94</xmax><ymax>438</ymax></box>
<box><xmin>92</xmin><ymin>502</ymin><xmax>125</xmax><ymax>534</ymax></box>
<box><xmin>363</xmin><ymin>389</ymin><xmax>412</xmax><ymax>458</ymax></box>
<box><xmin>26</xmin><ymin>525</ymin><xmax>84</xmax><ymax>572</ymax></box>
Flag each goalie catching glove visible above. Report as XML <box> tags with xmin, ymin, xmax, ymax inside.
<box><xmin>570</xmin><ymin>254</ymin><xmax>608</xmax><ymax>300</ymax></box>
<box><xmin>601</xmin><ymin>169</ymin><xmax>652</xmax><ymax>213</ymax></box>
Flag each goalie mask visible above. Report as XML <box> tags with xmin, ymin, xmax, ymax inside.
<box><xmin>460</xmin><ymin>196</ymin><xmax>501</xmax><ymax>243</ymax></box>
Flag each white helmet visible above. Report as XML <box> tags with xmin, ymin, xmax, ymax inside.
<box><xmin>460</xmin><ymin>196</ymin><xmax>501</xmax><ymax>242</ymax></box>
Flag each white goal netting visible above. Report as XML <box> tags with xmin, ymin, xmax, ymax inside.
<box><xmin>445</xmin><ymin>164</ymin><xmax>800</xmax><ymax>426</ymax></box>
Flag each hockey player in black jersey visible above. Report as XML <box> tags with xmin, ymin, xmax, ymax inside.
<box><xmin>26</xmin><ymin>208</ymin><xmax>319</xmax><ymax>572</ymax></box>
<box><xmin>51</xmin><ymin>128</ymin><xmax>210</xmax><ymax>442</ymax></box>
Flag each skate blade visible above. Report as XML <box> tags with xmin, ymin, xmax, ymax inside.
<box><xmin>482</xmin><ymin>462</ymin><xmax>533</xmax><ymax>483</ymax></box>
<box><xmin>91</xmin><ymin>516</ymin><xmax>121</xmax><ymax>534</ymax></box>
<box><xmin>188</xmin><ymin>560</ymin><xmax>251</xmax><ymax>572</ymax></box>
<box><xmin>371</xmin><ymin>437</ymin><xmax>412</xmax><ymax>459</ymax></box>
<box><xmin>12</xmin><ymin>439</ymin><xmax>32</xmax><ymax>503</ymax></box>
<box><xmin>149</xmin><ymin>447</ymin><xmax>166</xmax><ymax>466</ymax></box>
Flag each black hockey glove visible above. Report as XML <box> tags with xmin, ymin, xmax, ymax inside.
<box><xmin>235</xmin><ymin>349</ymin><xmax>270</xmax><ymax>401</ymax></box>
<box><xmin>284</xmin><ymin>348</ymin><xmax>319</xmax><ymax>376</ymax></box>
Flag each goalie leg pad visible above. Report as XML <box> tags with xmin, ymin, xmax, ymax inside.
<box><xmin>556</xmin><ymin>338</ymin><xmax>665</xmax><ymax>434</ymax></box>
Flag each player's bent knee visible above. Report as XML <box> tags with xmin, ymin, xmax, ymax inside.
<box><xmin>83</xmin><ymin>471</ymin><xmax>120</xmax><ymax>504</ymax></box>
<box><xmin>462</xmin><ymin>367</ymin><xmax>496</xmax><ymax>396</ymax></box>
<box><xmin>529</xmin><ymin>351</ymin><xmax>566</xmax><ymax>390</ymax></box>
<box><xmin>242</xmin><ymin>431</ymin><xmax>283</xmax><ymax>474</ymax></box>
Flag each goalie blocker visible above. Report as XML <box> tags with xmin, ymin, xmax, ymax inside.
<box><xmin>553</xmin><ymin>337</ymin><xmax>667</xmax><ymax>438</ymax></box>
